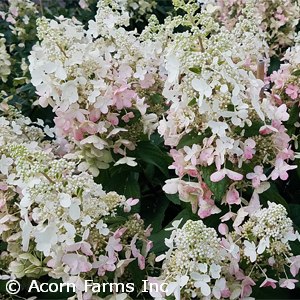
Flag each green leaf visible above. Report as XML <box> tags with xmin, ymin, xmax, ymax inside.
<box><xmin>126</xmin><ymin>260</ymin><xmax>146</xmax><ymax>289</ymax></box>
<box><xmin>143</xmin><ymin>163</ymin><xmax>156</xmax><ymax>181</ymax></box>
<box><xmin>97</xmin><ymin>168</ymin><xmax>140</xmax><ymax>199</ymax></box>
<box><xmin>202</xmin><ymin>165</ymin><xmax>229</xmax><ymax>201</ymax></box>
<box><xmin>290</xmin><ymin>239</ymin><xmax>300</xmax><ymax>256</ymax></box>
<box><xmin>143</xmin><ymin>195</ymin><xmax>170</xmax><ymax>233</ymax></box>
<box><xmin>296</xmin><ymin>159</ymin><xmax>300</xmax><ymax>180</ymax></box>
<box><xmin>150</xmin><ymin>93</ymin><xmax>164</xmax><ymax>104</ymax></box>
<box><xmin>292</xmin><ymin>69</ymin><xmax>300</xmax><ymax>77</ymax></box>
<box><xmin>0</xmin><ymin>241</ymin><xmax>7</xmax><ymax>251</ymax></box>
<box><xmin>123</xmin><ymin>172</ymin><xmax>141</xmax><ymax>198</ymax></box>
<box><xmin>16</xmin><ymin>83</ymin><xmax>34</xmax><ymax>94</ymax></box>
<box><xmin>189</xmin><ymin>67</ymin><xmax>201</xmax><ymax>74</ymax></box>
<box><xmin>286</xmin><ymin>105</ymin><xmax>300</xmax><ymax>135</ymax></box>
<box><xmin>13</xmin><ymin>77</ymin><xmax>27</xmax><ymax>86</ymax></box>
<box><xmin>188</xmin><ymin>98</ymin><xmax>197</xmax><ymax>106</ymax></box>
<box><xmin>165</xmin><ymin>193</ymin><xmax>181</xmax><ymax>205</ymax></box>
<box><xmin>260</xmin><ymin>182</ymin><xmax>289</xmax><ymax>212</ymax></box>
<box><xmin>135</xmin><ymin>141</ymin><xmax>172</xmax><ymax>177</ymax></box>
<box><xmin>150</xmin><ymin>132</ymin><xmax>165</xmax><ymax>146</ymax></box>
<box><xmin>177</xmin><ymin>131</ymin><xmax>206</xmax><ymax>149</ymax></box>
<box><xmin>242</xmin><ymin>121</ymin><xmax>264</xmax><ymax>138</ymax></box>
<box><xmin>109</xmin><ymin>164</ymin><xmax>136</xmax><ymax>177</ymax></box>
<box><xmin>289</xmin><ymin>204</ymin><xmax>300</xmax><ymax>229</ymax></box>
<box><xmin>268</xmin><ymin>56</ymin><xmax>280</xmax><ymax>75</ymax></box>
<box><xmin>0</xmin><ymin>280</ymin><xmax>7</xmax><ymax>294</ymax></box>
<box><xmin>252</xmin><ymin>284</ymin><xmax>290</xmax><ymax>299</ymax></box>
<box><xmin>103</xmin><ymin>216</ymin><xmax>128</xmax><ymax>225</ymax></box>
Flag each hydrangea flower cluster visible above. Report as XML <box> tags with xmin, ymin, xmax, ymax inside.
<box><xmin>78</xmin><ymin>0</ymin><xmax>157</xmax><ymax>20</ymax></box>
<box><xmin>228</xmin><ymin>202</ymin><xmax>300</xmax><ymax>294</ymax></box>
<box><xmin>0</xmin><ymin>34</ymin><xmax>11</xmax><ymax>83</ymax></box>
<box><xmin>269</xmin><ymin>37</ymin><xmax>300</xmax><ymax>106</ymax></box>
<box><xmin>151</xmin><ymin>202</ymin><xmax>300</xmax><ymax>300</ymax></box>
<box><xmin>0</xmin><ymin>0</ymin><xmax>38</xmax><ymax>45</ymax></box>
<box><xmin>0</xmin><ymin>0</ymin><xmax>40</xmax><ymax>93</ymax></box>
<box><xmin>151</xmin><ymin>219</ymin><xmax>230</xmax><ymax>300</ymax></box>
<box><xmin>0</xmin><ymin>102</ymin><xmax>54</xmax><ymax>146</ymax></box>
<box><xmin>200</xmin><ymin>0</ymin><xmax>300</xmax><ymax>56</ymax></box>
<box><xmin>159</xmin><ymin>0</ymin><xmax>296</xmax><ymax>219</ymax></box>
<box><xmin>0</xmin><ymin>0</ymin><xmax>38</xmax><ymax>27</ymax></box>
<box><xmin>0</xmin><ymin>106</ymin><xmax>152</xmax><ymax>299</ymax></box>
<box><xmin>29</xmin><ymin>0</ymin><xmax>166</xmax><ymax>176</ymax></box>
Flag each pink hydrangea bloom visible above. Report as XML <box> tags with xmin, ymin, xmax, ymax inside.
<box><xmin>271</xmin><ymin>158</ymin><xmax>297</xmax><ymax>180</ymax></box>
<box><xmin>260</xmin><ymin>278</ymin><xmax>277</xmax><ymax>289</ymax></box>
<box><xmin>225</xmin><ymin>188</ymin><xmax>241</xmax><ymax>205</ymax></box>
<box><xmin>246</xmin><ymin>166</ymin><xmax>267</xmax><ymax>188</ymax></box>
<box><xmin>279</xmin><ymin>279</ymin><xmax>298</xmax><ymax>289</ymax></box>
<box><xmin>290</xmin><ymin>256</ymin><xmax>300</xmax><ymax>277</ymax></box>
<box><xmin>286</xmin><ymin>84</ymin><xmax>299</xmax><ymax>100</ymax></box>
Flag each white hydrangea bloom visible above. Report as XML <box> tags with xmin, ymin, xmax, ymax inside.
<box><xmin>0</xmin><ymin>34</ymin><xmax>11</xmax><ymax>82</ymax></box>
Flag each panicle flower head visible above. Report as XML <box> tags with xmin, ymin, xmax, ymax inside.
<box><xmin>29</xmin><ymin>2</ymin><xmax>166</xmax><ymax>175</ymax></box>
<box><xmin>269</xmin><ymin>40</ymin><xmax>300</xmax><ymax>107</ymax></box>
<box><xmin>0</xmin><ymin>108</ymin><xmax>152</xmax><ymax>298</ymax></box>
<box><xmin>199</xmin><ymin>0</ymin><xmax>300</xmax><ymax>56</ymax></box>
<box><xmin>153</xmin><ymin>220</ymin><xmax>231</xmax><ymax>299</ymax></box>
<box><xmin>242</xmin><ymin>202</ymin><xmax>294</xmax><ymax>241</ymax></box>
<box><xmin>174</xmin><ymin>220</ymin><xmax>222</xmax><ymax>264</ymax></box>
<box><xmin>0</xmin><ymin>34</ymin><xmax>11</xmax><ymax>82</ymax></box>
<box><xmin>0</xmin><ymin>0</ymin><xmax>38</xmax><ymax>41</ymax></box>
<box><xmin>159</xmin><ymin>0</ymin><xmax>295</xmax><ymax>222</ymax></box>
<box><xmin>228</xmin><ymin>202</ymin><xmax>300</xmax><ymax>291</ymax></box>
<box><xmin>152</xmin><ymin>205</ymin><xmax>300</xmax><ymax>300</ymax></box>
<box><xmin>96</xmin><ymin>0</ymin><xmax>157</xmax><ymax>21</ymax></box>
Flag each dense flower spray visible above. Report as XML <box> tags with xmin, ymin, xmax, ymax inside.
<box><xmin>159</xmin><ymin>0</ymin><xmax>296</xmax><ymax>221</ymax></box>
<box><xmin>0</xmin><ymin>34</ymin><xmax>11</xmax><ymax>82</ymax></box>
<box><xmin>0</xmin><ymin>105</ymin><xmax>152</xmax><ymax>299</ymax></box>
<box><xmin>150</xmin><ymin>204</ymin><xmax>300</xmax><ymax>299</ymax></box>
<box><xmin>0</xmin><ymin>0</ymin><xmax>40</xmax><ymax>97</ymax></box>
<box><xmin>78</xmin><ymin>0</ymin><xmax>157</xmax><ymax>20</ymax></box>
<box><xmin>0</xmin><ymin>0</ymin><xmax>38</xmax><ymax>37</ymax></box>
<box><xmin>199</xmin><ymin>0</ymin><xmax>300</xmax><ymax>56</ymax></box>
<box><xmin>269</xmin><ymin>35</ymin><xmax>300</xmax><ymax>106</ymax></box>
<box><xmin>28</xmin><ymin>0</ymin><xmax>167</xmax><ymax>176</ymax></box>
